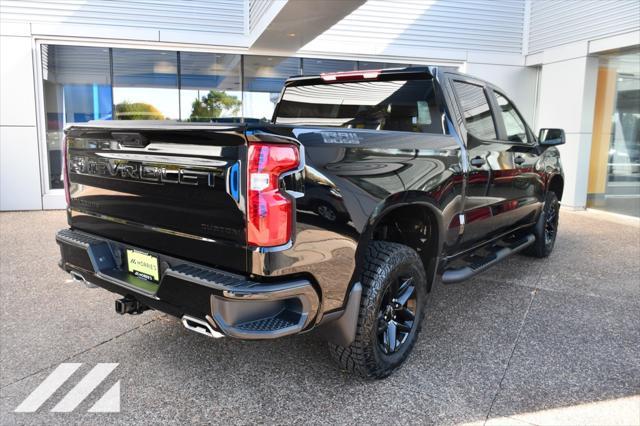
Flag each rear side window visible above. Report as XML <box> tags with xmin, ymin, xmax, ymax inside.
<box><xmin>494</xmin><ymin>92</ymin><xmax>530</xmax><ymax>144</ymax></box>
<box><xmin>452</xmin><ymin>81</ymin><xmax>497</xmax><ymax>140</ymax></box>
<box><xmin>275</xmin><ymin>79</ymin><xmax>443</xmax><ymax>134</ymax></box>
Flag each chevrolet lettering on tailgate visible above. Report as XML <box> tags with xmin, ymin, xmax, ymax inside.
<box><xmin>68</xmin><ymin>155</ymin><xmax>215</xmax><ymax>187</ymax></box>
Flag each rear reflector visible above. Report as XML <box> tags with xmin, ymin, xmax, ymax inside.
<box><xmin>247</xmin><ymin>143</ymin><xmax>299</xmax><ymax>247</ymax></box>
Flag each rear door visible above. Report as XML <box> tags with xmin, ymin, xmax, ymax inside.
<box><xmin>448</xmin><ymin>77</ymin><xmax>505</xmax><ymax>248</ymax></box>
<box><xmin>65</xmin><ymin>123</ymin><xmax>248</xmax><ymax>273</ymax></box>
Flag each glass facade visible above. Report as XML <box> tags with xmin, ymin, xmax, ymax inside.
<box><xmin>242</xmin><ymin>56</ymin><xmax>300</xmax><ymax>121</ymax></box>
<box><xmin>41</xmin><ymin>45</ymin><xmax>112</xmax><ymax>189</ymax></box>
<box><xmin>180</xmin><ymin>52</ymin><xmax>242</xmax><ymax>122</ymax></box>
<box><xmin>40</xmin><ymin>44</ymin><xmax>413</xmax><ymax>189</ymax></box>
<box><xmin>112</xmin><ymin>48</ymin><xmax>179</xmax><ymax>120</ymax></box>
<box><xmin>588</xmin><ymin>50</ymin><xmax>640</xmax><ymax>217</ymax></box>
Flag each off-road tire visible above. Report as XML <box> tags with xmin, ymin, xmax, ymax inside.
<box><xmin>328</xmin><ymin>241</ymin><xmax>427</xmax><ymax>379</ymax></box>
<box><xmin>524</xmin><ymin>191</ymin><xmax>560</xmax><ymax>258</ymax></box>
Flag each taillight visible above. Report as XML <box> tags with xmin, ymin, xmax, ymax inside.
<box><xmin>247</xmin><ymin>143</ymin><xmax>299</xmax><ymax>247</ymax></box>
<box><xmin>62</xmin><ymin>136</ymin><xmax>70</xmax><ymax>207</ymax></box>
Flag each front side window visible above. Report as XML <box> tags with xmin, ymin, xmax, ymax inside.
<box><xmin>275</xmin><ymin>79</ymin><xmax>443</xmax><ymax>134</ymax></box>
<box><xmin>452</xmin><ymin>80</ymin><xmax>497</xmax><ymax>140</ymax></box>
<box><xmin>494</xmin><ymin>92</ymin><xmax>529</xmax><ymax>143</ymax></box>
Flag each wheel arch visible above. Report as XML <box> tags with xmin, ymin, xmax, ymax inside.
<box><xmin>548</xmin><ymin>174</ymin><xmax>564</xmax><ymax>201</ymax></box>
<box><xmin>355</xmin><ymin>198</ymin><xmax>444</xmax><ymax>293</ymax></box>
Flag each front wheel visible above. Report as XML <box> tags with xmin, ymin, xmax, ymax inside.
<box><xmin>328</xmin><ymin>241</ymin><xmax>426</xmax><ymax>379</ymax></box>
<box><xmin>524</xmin><ymin>191</ymin><xmax>560</xmax><ymax>258</ymax></box>
<box><xmin>316</xmin><ymin>202</ymin><xmax>339</xmax><ymax>222</ymax></box>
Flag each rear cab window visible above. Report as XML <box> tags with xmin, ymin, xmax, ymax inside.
<box><xmin>274</xmin><ymin>78</ymin><xmax>444</xmax><ymax>134</ymax></box>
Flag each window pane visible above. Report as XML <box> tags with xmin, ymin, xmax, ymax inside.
<box><xmin>494</xmin><ymin>92</ymin><xmax>529</xmax><ymax>143</ymax></box>
<box><xmin>587</xmin><ymin>50</ymin><xmax>640</xmax><ymax>217</ymax></box>
<box><xmin>301</xmin><ymin>58</ymin><xmax>356</xmax><ymax>75</ymax></box>
<box><xmin>41</xmin><ymin>44</ymin><xmax>111</xmax><ymax>189</ymax></box>
<box><xmin>276</xmin><ymin>79</ymin><xmax>442</xmax><ymax>133</ymax></box>
<box><xmin>112</xmin><ymin>49</ymin><xmax>178</xmax><ymax>120</ymax></box>
<box><xmin>180</xmin><ymin>52</ymin><xmax>242</xmax><ymax>122</ymax></box>
<box><xmin>452</xmin><ymin>81</ymin><xmax>496</xmax><ymax>140</ymax></box>
<box><xmin>243</xmin><ymin>56</ymin><xmax>300</xmax><ymax>122</ymax></box>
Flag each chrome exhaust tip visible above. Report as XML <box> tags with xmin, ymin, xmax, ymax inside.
<box><xmin>181</xmin><ymin>315</ymin><xmax>224</xmax><ymax>339</ymax></box>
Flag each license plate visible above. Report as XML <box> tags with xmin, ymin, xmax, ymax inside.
<box><xmin>126</xmin><ymin>249</ymin><xmax>160</xmax><ymax>283</ymax></box>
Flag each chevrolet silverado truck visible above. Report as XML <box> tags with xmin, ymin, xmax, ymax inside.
<box><xmin>56</xmin><ymin>67</ymin><xmax>565</xmax><ymax>379</ymax></box>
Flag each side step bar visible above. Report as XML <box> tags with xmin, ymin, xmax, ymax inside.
<box><xmin>442</xmin><ymin>234</ymin><xmax>535</xmax><ymax>284</ymax></box>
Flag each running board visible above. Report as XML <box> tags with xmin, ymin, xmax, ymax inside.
<box><xmin>441</xmin><ymin>234</ymin><xmax>535</xmax><ymax>284</ymax></box>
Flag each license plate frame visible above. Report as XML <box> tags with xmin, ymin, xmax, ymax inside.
<box><xmin>126</xmin><ymin>249</ymin><xmax>160</xmax><ymax>283</ymax></box>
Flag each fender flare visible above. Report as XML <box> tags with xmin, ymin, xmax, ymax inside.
<box><xmin>354</xmin><ymin>193</ymin><xmax>445</xmax><ymax>289</ymax></box>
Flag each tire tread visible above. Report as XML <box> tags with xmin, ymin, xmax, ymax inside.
<box><xmin>328</xmin><ymin>241</ymin><xmax>425</xmax><ymax>379</ymax></box>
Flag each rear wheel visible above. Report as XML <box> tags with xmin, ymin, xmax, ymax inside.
<box><xmin>525</xmin><ymin>191</ymin><xmax>560</xmax><ymax>258</ymax></box>
<box><xmin>328</xmin><ymin>241</ymin><xmax>426</xmax><ymax>379</ymax></box>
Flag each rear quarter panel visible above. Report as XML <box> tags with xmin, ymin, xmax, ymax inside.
<box><xmin>251</xmin><ymin>126</ymin><xmax>463</xmax><ymax>314</ymax></box>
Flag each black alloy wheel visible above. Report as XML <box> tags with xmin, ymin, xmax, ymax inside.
<box><xmin>328</xmin><ymin>241</ymin><xmax>427</xmax><ymax>379</ymax></box>
<box><xmin>377</xmin><ymin>277</ymin><xmax>417</xmax><ymax>354</ymax></box>
<box><xmin>544</xmin><ymin>197</ymin><xmax>559</xmax><ymax>246</ymax></box>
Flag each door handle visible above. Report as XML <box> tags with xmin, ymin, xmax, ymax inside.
<box><xmin>514</xmin><ymin>156</ymin><xmax>525</xmax><ymax>165</ymax></box>
<box><xmin>470</xmin><ymin>156</ymin><xmax>485</xmax><ymax>167</ymax></box>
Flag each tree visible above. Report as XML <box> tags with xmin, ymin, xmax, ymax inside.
<box><xmin>190</xmin><ymin>90</ymin><xmax>241</xmax><ymax>121</ymax></box>
<box><xmin>115</xmin><ymin>101</ymin><xmax>164</xmax><ymax>120</ymax></box>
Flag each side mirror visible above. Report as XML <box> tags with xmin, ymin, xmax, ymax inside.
<box><xmin>538</xmin><ymin>128</ymin><xmax>565</xmax><ymax>146</ymax></box>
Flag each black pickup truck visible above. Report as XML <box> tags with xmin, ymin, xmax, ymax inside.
<box><xmin>56</xmin><ymin>67</ymin><xmax>565</xmax><ymax>379</ymax></box>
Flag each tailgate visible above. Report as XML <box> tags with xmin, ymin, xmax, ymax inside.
<box><xmin>65</xmin><ymin>123</ymin><xmax>247</xmax><ymax>273</ymax></box>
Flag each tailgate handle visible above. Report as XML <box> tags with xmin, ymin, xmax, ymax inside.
<box><xmin>112</xmin><ymin>132</ymin><xmax>149</xmax><ymax>148</ymax></box>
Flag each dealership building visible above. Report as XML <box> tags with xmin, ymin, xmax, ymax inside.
<box><xmin>1</xmin><ymin>0</ymin><xmax>639</xmax><ymax>216</ymax></box>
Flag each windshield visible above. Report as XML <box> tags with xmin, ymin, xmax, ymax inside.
<box><xmin>275</xmin><ymin>79</ymin><xmax>443</xmax><ymax>134</ymax></box>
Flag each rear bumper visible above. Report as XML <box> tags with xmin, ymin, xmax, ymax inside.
<box><xmin>56</xmin><ymin>229</ymin><xmax>319</xmax><ymax>339</ymax></box>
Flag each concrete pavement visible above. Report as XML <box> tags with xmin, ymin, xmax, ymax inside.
<box><xmin>0</xmin><ymin>209</ymin><xmax>638</xmax><ymax>425</ymax></box>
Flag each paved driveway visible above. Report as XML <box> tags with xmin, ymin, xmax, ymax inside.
<box><xmin>1</xmin><ymin>210</ymin><xmax>638</xmax><ymax>425</ymax></box>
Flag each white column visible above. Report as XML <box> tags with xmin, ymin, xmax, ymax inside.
<box><xmin>0</xmin><ymin>24</ymin><xmax>43</xmax><ymax>211</ymax></box>
<box><xmin>535</xmin><ymin>50</ymin><xmax>598</xmax><ymax>210</ymax></box>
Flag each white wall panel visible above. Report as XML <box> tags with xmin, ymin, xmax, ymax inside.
<box><xmin>529</xmin><ymin>0</ymin><xmax>640</xmax><ymax>54</ymax></box>
<box><xmin>0</xmin><ymin>36</ymin><xmax>36</xmax><ymax>127</ymax></box>
<box><xmin>301</xmin><ymin>0</ymin><xmax>526</xmax><ymax>57</ymax></box>
<box><xmin>0</xmin><ymin>0</ymin><xmax>245</xmax><ymax>34</ymax></box>
<box><xmin>0</xmin><ymin>126</ymin><xmax>42</xmax><ymax>211</ymax></box>
<box><xmin>0</xmin><ymin>35</ymin><xmax>42</xmax><ymax>211</ymax></box>
<box><xmin>536</xmin><ymin>56</ymin><xmax>598</xmax><ymax>209</ymax></box>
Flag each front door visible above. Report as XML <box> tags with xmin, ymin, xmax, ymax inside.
<box><xmin>487</xmin><ymin>89</ymin><xmax>544</xmax><ymax>231</ymax></box>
